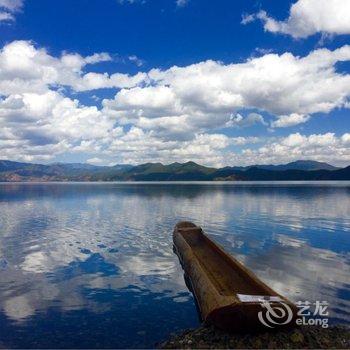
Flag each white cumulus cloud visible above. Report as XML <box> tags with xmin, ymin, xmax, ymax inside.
<box><xmin>0</xmin><ymin>0</ymin><xmax>23</xmax><ymax>22</ymax></box>
<box><xmin>238</xmin><ymin>133</ymin><xmax>350</xmax><ymax>166</ymax></box>
<box><xmin>0</xmin><ymin>40</ymin><xmax>349</xmax><ymax>166</ymax></box>
<box><xmin>271</xmin><ymin>113</ymin><xmax>310</xmax><ymax>128</ymax></box>
<box><xmin>103</xmin><ymin>45</ymin><xmax>350</xmax><ymax>134</ymax></box>
<box><xmin>243</xmin><ymin>0</ymin><xmax>350</xmax><ymax>39</ymax></box>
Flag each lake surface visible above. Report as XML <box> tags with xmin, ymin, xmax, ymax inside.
<box><xmin>0</xmin><ymin>182</ymin><xmax>349</xmax><ymax>348</ymax></box>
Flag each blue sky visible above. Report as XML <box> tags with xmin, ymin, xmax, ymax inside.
<box><xmin>0</xmin><ymin>0</ymin><xmax>349</xmax><ymax>166</ymax></box>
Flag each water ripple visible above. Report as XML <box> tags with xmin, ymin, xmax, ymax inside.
<box><xmin>0</xmin><ymin>182</ymin><xmax>349</xmax><ymax>348</ymax></box>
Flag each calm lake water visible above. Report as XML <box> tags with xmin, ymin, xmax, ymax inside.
<box><xmin>0</xmin><ymin>182</ymin><xmax>349</xmax><ymax>348</ymax></box>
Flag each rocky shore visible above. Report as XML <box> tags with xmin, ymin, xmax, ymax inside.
<box><xmin>160</xmin><ymin>325</ymin><xmax>350</xmax><ymax>349</ymax></box>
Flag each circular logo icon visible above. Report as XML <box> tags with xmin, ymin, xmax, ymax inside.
<box><xmin>258</xmin><ymin>301</ymin><xmax>294</xmax><ymax>328</ymax></box>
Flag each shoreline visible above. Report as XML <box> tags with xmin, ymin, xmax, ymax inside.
<box><xmin>160</xmin><ymin>325</ymin><xmax>350</xmax><ymax>349</ymax></box>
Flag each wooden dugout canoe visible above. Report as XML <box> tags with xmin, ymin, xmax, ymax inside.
<box><xmin>173</xmin><ymin>221</ymin><xmax>298</xmax><ymax>332</ymax></box>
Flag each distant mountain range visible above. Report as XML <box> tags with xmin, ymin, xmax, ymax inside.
<box><xmin>227</xmin><ymin>160</ymin><xmax>339</xmax><ymax>172</ymax></box>
<box><xmin>0</xmin><ymin>159</ymin><xmax>349</xmax><ymax>182</ymax></box>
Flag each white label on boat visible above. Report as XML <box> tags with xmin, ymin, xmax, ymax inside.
<box><xmin>237</xmin><ymin>294</ymin><xmax>283</xmax><ymax>303</ymax></box>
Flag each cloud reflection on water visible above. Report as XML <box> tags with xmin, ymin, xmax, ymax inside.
<box><xmin>0</xmin><ymin>183</ymin><xmax>349</xmax><ymax>347</ymax></box>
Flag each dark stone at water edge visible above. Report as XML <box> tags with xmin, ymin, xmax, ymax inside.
<box><xmin>159</xmin><ymin>325</ymin><xmax>350</xmax><ymax>349</ymax></box>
